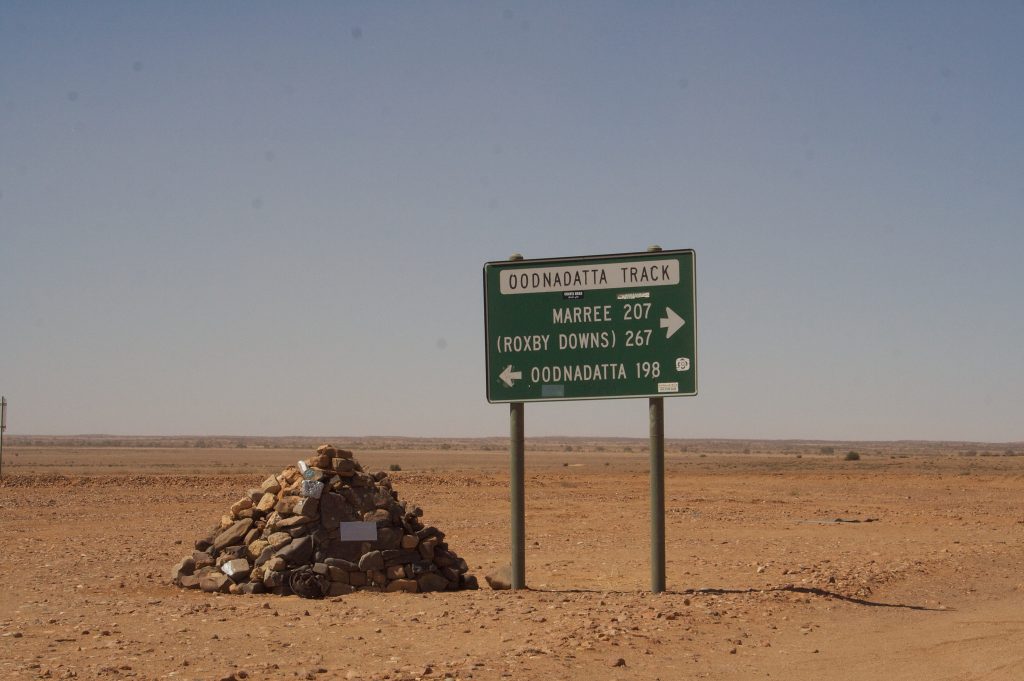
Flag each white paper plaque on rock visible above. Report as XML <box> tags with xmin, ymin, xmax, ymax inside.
<box><xmin>339</xmin><ymin>521</ymin><xmax>379</xmax><ymax>542</ymax></box>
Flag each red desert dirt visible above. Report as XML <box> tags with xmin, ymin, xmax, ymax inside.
<box><xmin>1</xmin><ymin>436</ymin><xmax>1023</xmax><ymax>680</ymax></box>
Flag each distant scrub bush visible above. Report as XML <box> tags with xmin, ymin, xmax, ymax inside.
<box><xmin>844</xmin><ymin>451</ymin><xmax>861</xmax><ymax>461</ymax></box>
<box><xmin>389</xmin><ymin>463</ymin><xmax>402</xmax><ymax>471</ymax></box>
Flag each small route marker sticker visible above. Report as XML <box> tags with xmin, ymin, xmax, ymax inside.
<box><xmin>483</xmin><ymin>250</ymin><xmax>697</xmax><ymax>402</ymax></box>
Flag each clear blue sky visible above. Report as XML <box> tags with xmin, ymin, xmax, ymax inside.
<box><xmin>2</xmin><ymin>2</ymin><xmax>1022</xmax><ymax>441</ymax></box>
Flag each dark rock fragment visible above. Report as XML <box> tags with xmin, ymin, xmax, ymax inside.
<box><xmin>276</xmin><ymin>536</ymin><xmax>313</xmax><ymax>566</ymax></box>
<box><xmin>357</xmin><ymin>550</ymin><xmax>385</xmax><ymax>571</ymax></box>
<box><xmin>417</xmin><ymin>573</ymin><xmax>450</xmax><ymax>593</ymax></box>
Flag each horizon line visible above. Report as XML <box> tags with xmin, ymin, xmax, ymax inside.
<box><xmin>4</xmin><ymin>433</ymin><xmax>1022</xmax><ymax>446</ymax></box>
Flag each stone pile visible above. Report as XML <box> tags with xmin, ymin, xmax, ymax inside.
<box><xmin>171</xmin><ymin>445</ymin><xmax>477</xmax><ymax>597</ymax></box>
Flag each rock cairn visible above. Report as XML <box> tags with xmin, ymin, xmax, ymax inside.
<box><xmin>171</xmin><ymin>445</ymin><xmax>477</xmax><ymax>597</ymax></box>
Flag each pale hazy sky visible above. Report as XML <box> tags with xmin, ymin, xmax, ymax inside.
<box><xmin>2</xmin><ymin>2</ymin><xmax>1022</xmax><ymax>441</ymax></box>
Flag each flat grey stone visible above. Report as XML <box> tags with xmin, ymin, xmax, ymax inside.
<box><xmin>276</xmin><ymin>535</ymin><xmax>313</xmax><ymax>565</ymax></box>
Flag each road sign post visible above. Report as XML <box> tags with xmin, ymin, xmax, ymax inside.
<box><xmin>646</xmin><ymin>245</ymin><xmax>667</xmax><ymax>594</ymax></box>
<box><xmin>484</xmin><ymin>248</ymin><xmax>696</xmax><ymax>593</ymax></box>
<box><xmin>650</xmin><ymin>396</ymin><xmax>665</xmax><ymax>592</ymax></box>
<box><xmin>1</xmin><ymin>396</ymin><xmax>7</xmax><ymax>479</ymax></box>
<box><xmin>507</xmin><ymin>253</ymin><xmax>527</xmax><ymax>591</ymax></box>
<box><xmin>510</xmin><ymin>401</ymin><xmax>525</xmax><ymax>589</ymax></box>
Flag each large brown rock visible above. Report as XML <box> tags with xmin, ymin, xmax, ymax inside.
<box><xmin>417</xmin><ymin>573</ymin><xmax>450</xmax><ymax>593</ymax></box>
<box><xmin>294</xmin><ymin>497</ymin><xmax>319</xmax><ymax>517</ymax></box>
<box><xmin>171</xmin><ymin>557</ymin><xmax>195</xmax><ymax>584</ymax></box>
<box><xmin>418</xmin><ymin>537</ymin><xmax>438</xmax><ymax>560</ymax></box>
<box><xmin>485</xmin><ymin>565</ymin><xmax>513</xmax><ymax>590</ymax></box>
<box><xmin>357</xmin><ymin>550</ymin><xmax>384</xmax><ymax>571</ymax></box>
<box><xmin>246</xmin><ymin>540</ymin><xmax>269</xmax><ymax>562</ymax></box>
<box><xmin>256</xmin><ymin>493</ymin><xmax>277</xmax><ymax>513</ymax></box>
<box><xmin>266</xmin><ymin>532</ymin><xmax>292</xmax><ymax>550</ymax></box>
<box><xmin>309</xmin><ymin>451</ymin><xmax>333</xmax><ymax>469</ymax></box>
<box><xmin>333</xmin><ymin>458</ymin><xmax>356</xmax><ymax>475</ymax></box>
<box><xmin>199</xmin><ymin>572</ymin><xmax>232</xmax><ymax>593</ymax></box>
<box><xmin>262</xmin><ymin>570</ymin><xmax>285</xmax><ymax>588</ymax></box>
<box><xmin>363</xmin><ymin>509</ymin><xmax>391</xmax><ymax>525</ymax></box>
<box><xmin>377</xmin><ymin>527</ymin><xmax>403</xmax><ymax>550</ymax></box>
<box><xmin>179</xmin><ymin>575</ymin><xmax>200</xmax><ymax>589</ymax></box>
<box><xmin>385</xmin><ymin>579</ymin><xmax>418</xmax><ymax>593</ymax></box>
<box><xmin>273</xmin><ymin>515</ymin><xmax>314</xmax><ymax>530</ymax></box>
<box><xmin>229</xmin><ymin>497</ymin><xmax>253</xmax><ymax>517</ymax></box>
<box><xmin>192</xmin><ymin>551</ymin><xmax>215</xmax><ymax>569</ymax></box>
<box><xmin>275</xmin><ymin>497</ymin><xmax>300</xmax><ymax>515</ymax></box>
<box><xmin>320</xmin><ymin>492</ymin><xmax>358</xmax><ymax>527</ymax></box>
<box><xmin>213</xmin><ymin>519</ymin><xmax>253</xmax><ymax>551</ymax></box>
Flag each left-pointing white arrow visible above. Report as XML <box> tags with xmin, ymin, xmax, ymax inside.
<box><xmin>659</xmin><ymin>307</ymin><xmax>685</xmax><ymax>339</ymax></box>
<box><xmin>499</xmin><ymin>365</ymin><xmax>523</xmax><ymax>387</ymax></box>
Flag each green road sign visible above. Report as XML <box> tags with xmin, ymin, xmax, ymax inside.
<box><xmin>483</xmin><ymin>250</ymin><xmax>697</xmax><ymax>403</ymax></box>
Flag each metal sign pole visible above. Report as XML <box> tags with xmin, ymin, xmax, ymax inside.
<box><xmin>646</xmin><ymin>245</ymin><xmax>666</xmax><ymax>594</ymax></box>
<box><xmin>510</xmin><ymin>401</ymin><xmax>525</xmax><ymax>589</ymax></box>
<box><xmin>507</xmin><ymin>253</ymin><xmax>527</xmax><ymax>590</ymax></box>
<box><xmin>650</xmin><ymin>396</ymin><xmax>666</xmax><ymax>593</ymax></box>
<box><xmin>1</xmin><ymin>396</ymin><xmax>7</xmax><ymax>479</ymax></box>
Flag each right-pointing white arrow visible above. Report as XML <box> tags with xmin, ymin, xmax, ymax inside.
<box><xmin>660</xmin><ymin>307</ymin><xmax>685</xmax><ymax>339</ymax></box>
<box><xmin>499</xmin><ymin>365</ymin><xmax>522</xmax><ymax>387</ymax></box>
